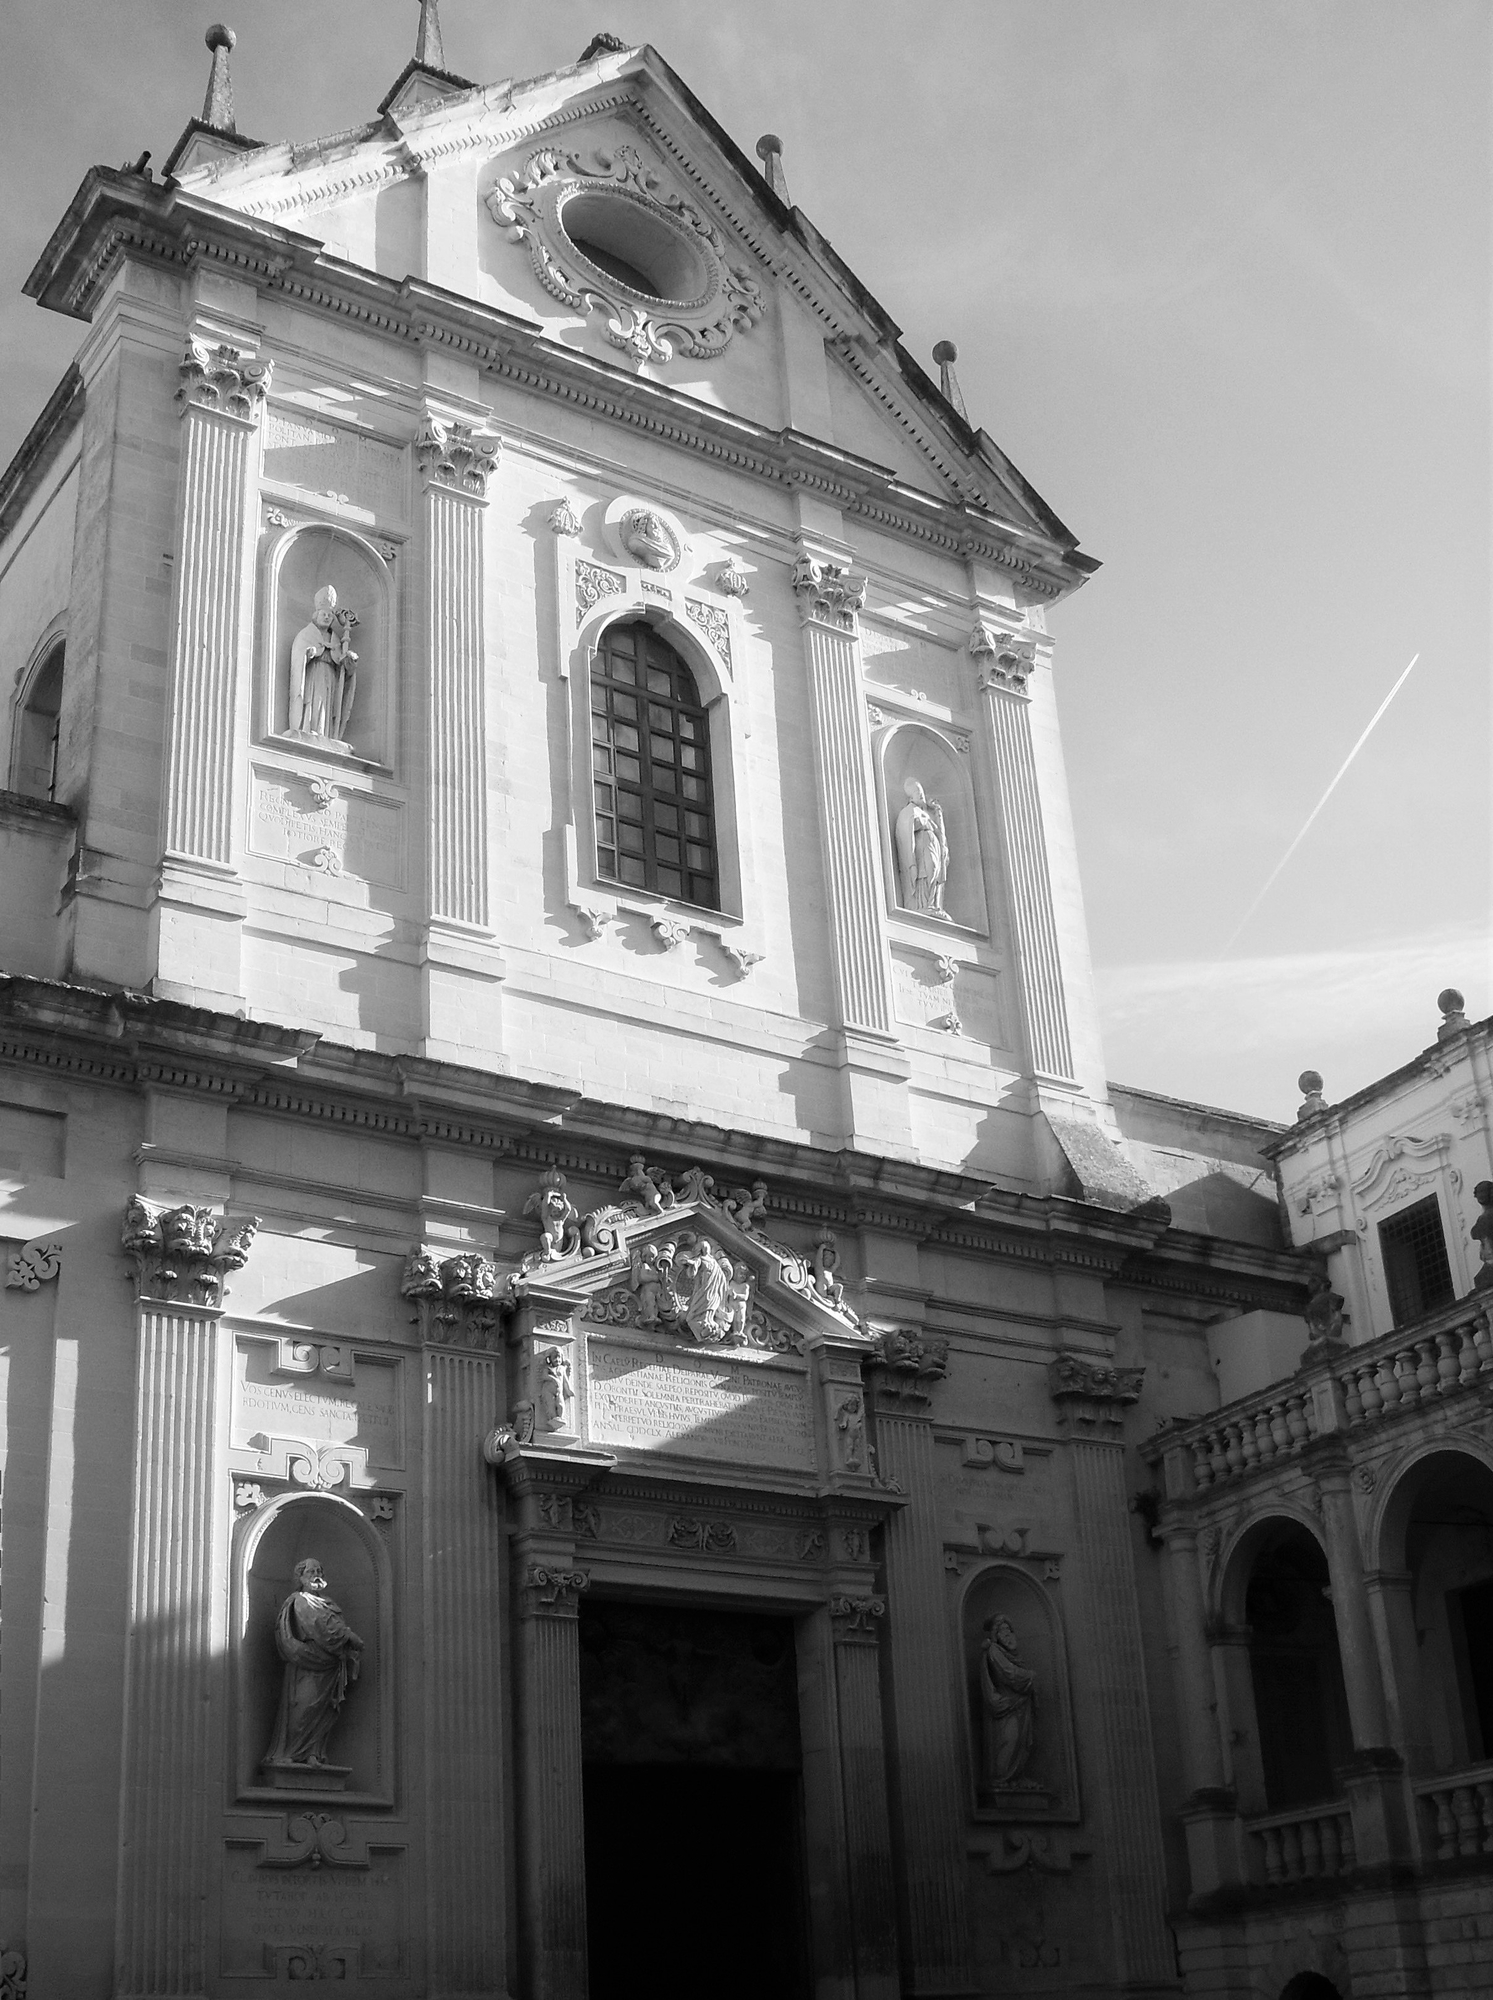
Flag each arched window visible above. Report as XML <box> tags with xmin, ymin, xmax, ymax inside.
<box><xmin>11</xmin><ymin>641</ymin><xmax>63</xmax><ymax>801</ymax></box>
<box><xmin>591</xmin><ymin>621</ymin><xmax>718</xmax><ymax>909</ymax></box>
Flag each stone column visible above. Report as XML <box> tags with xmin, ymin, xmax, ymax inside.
<box><xmin>153</xmin><ymin>336</ymin><xmax>269</xmax><ymax>1011</ymax></box>
<box><xmin>1156</xmin><ymin>1515</ymin><xmax>1247</xmax><ymax>1901</ymax></box>
<box><xmin>410</xmin><ymin>1254</ymin><xmax>508</xmax><ymax>1995</ymax></box>
<box><xmin>869</xmin><ymin>1333</ymin><xmax>977</xmax><ymax>1996</ymax></box>
<box><xmin>973</xmin><ymin>630</ymin><xmax>1075</xmax><ymax>1082</ymax></box>
<box><xmin>416</xmin><ymin>415</ymin><xmax>505</xmax><ymax>1066</ymax></box>
<box><xmin>502</xmin><ymin>1445</ymin><xmax>612</xmax><ymax>2000</ymax></box>
<box><xmin>1049</xmin><ymin>1355</ymin><xmax>1174</xmax><ymax>1989</ymax></box>
<box><xmin>793</xmin><ymin>554</ymin><xmax>910</xmax><ymax>1148</ymax></box>
<box><xmin>115</xmin><ymin>1196</ymin><xmax>258</xmax><ymax>1998</ymax></box>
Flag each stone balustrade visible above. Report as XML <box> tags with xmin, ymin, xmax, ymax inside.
<box><xmin>1415</xmin><ymin>1762</ymin><xmax>1493</xmax><ymax>1862</ymax></box>
<box><xmin>1161</xmin><ymin>1293</ymin><xmax>1493</xmax><ymax>1494</ymax></box>
<box><xmin>1247</xmin><ymin>1801</ymin><xmax>1356</xmax><ymax>1885</ymax></box>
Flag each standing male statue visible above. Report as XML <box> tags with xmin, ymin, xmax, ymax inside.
<box><xmin>263</xmin><ymin>1556</ymin><xmax>364</xmax><ymax>1774</ymax></box>
<box><xmin>895</xmin><ymin>778</ymin><xmax>950</xmax><ymax>918</ymax></box>
<box><xmin>288</xmin><ymin>585</ymin><xmax>359</xmax><ymax>743</ymax></box>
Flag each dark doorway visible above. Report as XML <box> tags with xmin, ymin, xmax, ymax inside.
<box><xmin>579</xmin><ymin>1599</ymin><xmax>810</xmax><ymax>2000</ymax></box>
<box><xmin>1280</xmin><ymin>1976</ymin><xmax>1343</xmax><ymax>2000</ymax></box>
<box><xmin>1451</xmin><ymin>1576</ymin><xmax>1493</xmax><ymax>1758</ymax></box>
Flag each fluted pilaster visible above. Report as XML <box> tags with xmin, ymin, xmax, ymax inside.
<box><xmin>829</xmin><ymin>1598</ymin><xmax>901</xmax><ymax>1999</ymax></box>
<box><xmin>975</xmin><ymin>635</ymin><xmax>1074</xmax><ymax>1081</ymax></box>
<box><xmin>423</xmin><ymin>1348</ymin><xmax>506</xmax><ymax>1992</ymax></box>
<box><xmin>116</xmin><ymin>1301</ymin><xmax>225</xmax><ymax>1997</ymax></box>
<box><xmin>872</xmin><ymin>1378</ymin><xmax>975</xmax><ymax>1995</ymax></box>
<box><xmin>515</xmin><ymin>1560</ymin><xmax>589</xmax><ymax>2000</ymax></box>
<box><xmin>795</xmin><ymin>556</ymin><xmax>893</xmax><ymax>1037</ymax></box>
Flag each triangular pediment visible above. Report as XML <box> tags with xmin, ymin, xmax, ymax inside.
<box><xmin>164</xmin><ymin>41</ymin><xmax>1075</xmax><ymax>543</ymax></box>
<box><xmin>515</xmin><ymin>1167</ymin><xmax>868</xmax><ymax>1356</ymax></box>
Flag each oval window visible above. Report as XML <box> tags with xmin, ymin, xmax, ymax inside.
<box><xmin>558</xmin><ymin>192</ymin><xmax>708</xmax><ymax>304</ymax></box>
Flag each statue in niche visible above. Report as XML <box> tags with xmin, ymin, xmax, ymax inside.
<box><xmin>835</xmin><ymin>1393</ymin><xmax>865</xmax><ymax>1471</ymax></box>
<box><xmin>288</xmin><ymin>585</ymin><xmax>359</xmax><ymax>743</ymax></box>
<box><xmin>536</xmin><ymin>1348</ymin><xmax>572</xmax><ymax>1431</ymax></box>
<box><xmin>895</xmin><ymin>779</ymin><xmax>950</xmax><ymax>919</ymax></box>
<box><xmin>980</xmin><ymin>1614</ymin><xmax>1038</xmax><ymax>1789</ymax></box>
<box><xmin>1303</xmin><ymin>1263</ymin><xmax>1348</xmax><ymax>1344</ymax></box>
<box><xmin>263</xmin><ymin>1557</ymin><xmax>364</xmax><ymax>1777</ymax></box>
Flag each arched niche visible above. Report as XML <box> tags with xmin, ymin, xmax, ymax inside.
<box><xmin>233</xmin><ymin>1489</ymin><xmax>394</xmax><ymax>1806</ymax></box>
<box><xmin>264</xmin><ymin>523</ymin><xmax>393</xmax><ymax>766</ymax></box>
<box><xmin>875</xmin><ymin>720</ymin><xmax>988</xmax><ymax>934</ymax></box>
<box><xmin>10</xmin><ymin>634</ymin><xmax>64</xmax><ymax>801</ymax></box>
<box><xmin>960</xmin><ymin>1561</ymin><xmax>1078</xmax><ymax>1821</ymax></box>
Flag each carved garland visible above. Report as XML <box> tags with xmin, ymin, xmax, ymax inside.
<box><xmin>486</xmin><ymin>143</ymin><xmax>764</xmax><ymax>364</ymax></box>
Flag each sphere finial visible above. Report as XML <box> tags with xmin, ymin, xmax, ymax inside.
<box><xmin>933</xmin><ymin>340</ymin><xmax>967</xmax><ymax>420</ymax></box>
<box><xmin>202</xmin><ymin>24</ymin><xmax>238</xmax><ymax>131</ymax></box>
<box><xmin>1438</xmin><ymin>987</ymin><xmax>1468</xmax><ymax>1040</ymax></box>
<box><xmin>1296</xmin><ymin>1070</ymin><xmax>1326</xmax><ymax>1122</ymax></box>
<box><xmin>756</xmin><ymin>133</ymin><xmax>791</xmax><ymax>205</ymax></box>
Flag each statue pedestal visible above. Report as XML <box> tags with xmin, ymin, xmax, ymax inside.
<box><xmin>260</xmin><ymin>1761</ymin><xmax>352</xmax><ymax>1792</ymax></box>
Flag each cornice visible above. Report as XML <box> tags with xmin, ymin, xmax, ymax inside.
<box><xmin>18</xmin><ymin>172</ymin><xmax>1090</xmax><ymax>599</ymax></box>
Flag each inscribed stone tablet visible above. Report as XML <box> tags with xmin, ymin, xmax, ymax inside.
<box><xmin>585</xmin><ymin>1339</ymin><xmax>813</xmax><ymax>1471</ymax></box>
<box><xmin>233</xmin><ymin>1339</ymin><xmax>401</xmax><ymax>1467</ymax></box>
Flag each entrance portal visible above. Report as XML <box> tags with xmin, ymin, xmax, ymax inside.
<box><xmin>579</xmin><ymin>1599</ymin><xmax>811</xmax><ymax>2000</ymax></box>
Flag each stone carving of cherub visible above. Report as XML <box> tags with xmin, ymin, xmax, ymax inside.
<box><xmin>722</xmin><ymin>1259</ymin><xmax>753</xmax><ymax>1344</ymax></box>
<box><xmin>618</xmin><ymin>1154</ymin><xmax>668</xmax><ymax>1212</ymax></box>
<box><xmin>722</xmin><ymin>1180</ymin><xmax>769</xmax><ymax>1236</ymax></box>
<box><xmin>523</xmin><ymin>1167</ymin><xmax>581</xmax><ymax>1264</ymax></box>
<box><xmin>629</xmin><ymin>1240</ymin><xmax>672</xmax><ymax>1326</ymax></box>
<box><xmin>813</xmin><ymin>1231</ymin><xmax>846</xmax><ymax>1309</ymax></box>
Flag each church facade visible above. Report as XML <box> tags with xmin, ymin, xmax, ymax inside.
<box><xmin>2</xmin><ymin>19</ymin><xmax>1491</xmax><ymax>2000</ymax></box>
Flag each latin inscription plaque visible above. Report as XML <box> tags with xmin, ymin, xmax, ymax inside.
<box><xmin>584</xmin><ymin>1338</ymin><xmax>813</xmax><ymax>1472</ymax></box>
<box><xmin>221</xmin><ymin>1844</ymin><xmax>409</xmax><ymax>1986</ymax></box>
<box><xmin>233</xmin><ymin>1339</ymin><xmax>402</xmax><ymax>1467</ymax></box>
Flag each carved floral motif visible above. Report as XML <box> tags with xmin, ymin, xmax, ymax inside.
<box><xmin>576</xmin><ymin>560</ymin><xmax>625</xmax><ymax>616</ymax></box>
<box><xmin>684</xmin><ymin>597</ymin><xmax>730</xmax><ymax>665</ymax></box>
<box><xmin>549</xmin><ymin>498</ymin><xmax>582</xmax><ymax>537</ymax></box>
<box><xmin>650</xmin><ymin>915</ymin><xmax>691</xmax><ymax>951</ymax></box>
<box><xmin>400</xmin><ymin>1249</ymin><xmax>507</xmax><ymax>1348</ymax></box>
<box><xmin>829</xmin><ymin>1593</ymin><xmax>886</xmax><ymax>1638</ymax></box>
<box><xmin>715</xmin><ymin>555</ymin><xmax>750</xmax><ymax>598</ymax></box>
<box><xmin>791</xmin><ymin>555</ymin><xmax>867</xmax><ymax>631</ymax></box>
<box><xmin>415</xmin><ymin>419</ymin><xmax>500</xmax><ymax>497</ymax></box>
<box><xmin>721</xmin><ymin>943</ymin><xmax>765</xmax><ymax>978</ymax></box>
<box><xmin>5</xmin><ymin>1241</ymin><xmax>61</xmax><ymax>1290</ymax></box>
<box><xmin>177</xmin><ymin>336</ymin><xmax>271</xmax><ymax>419</ymax></box>
<box><xmin>522</xmin><ymin>1562</ymin><xmax>590</xmax><ymax>1612</ymax></box>
<box><xmin>122</xmin><ymin>1196</ymin><xmax>259</xmax><ymax>1307</ymax></box>
<box><xmin>971</xmin><ymin>624</ymin><xmax>1037</xmax><ymax>692</ymax></box>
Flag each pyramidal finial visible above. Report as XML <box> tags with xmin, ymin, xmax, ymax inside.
<box><xmin>202</xmin><ymin>24</ymin><xmax>237</xmax><ymax>133</ymax></box>
<box><xmin>414</xmin><ymin>0</ymin><xmax>446</xmax><ymax>70</ymax></box>
<box><xmin>933</xmin><ymin>341</ymin><xmax>968</xmax><ymax>421</ymax></box>
<box><xmin>756</xmin><ymin>134</ymin><xmax>791</xmax><ymax>206</ymax></box>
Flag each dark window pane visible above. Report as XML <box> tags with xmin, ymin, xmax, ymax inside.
<box><xmin>1379</xmin><ymin>1197</ymin><xmax>1455</xmax><ymax>1329</ymax></box>
<box><xmin>589</xmin><ymin>620</ymin><xmax>719</xmax><ymax>911</ymax></box>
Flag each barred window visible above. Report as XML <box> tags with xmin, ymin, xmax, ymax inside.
<box><xmin>1379</xmin><ymin>1194</ymin><xmax>1455</xmax><ymax>1329</ymax></box>
<box><xmin>591</xmin><ymin>621</ymin><xmax>719</xmax><ymax>910</ymax></box>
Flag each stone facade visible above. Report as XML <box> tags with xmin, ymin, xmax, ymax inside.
<box><xmin>1</xmin><ymin>23</ymin><xmax>1486</xmax><ymax>2000</ymax></box>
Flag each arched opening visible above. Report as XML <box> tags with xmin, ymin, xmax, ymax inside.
<box><xmin>1242</xmin><ymin>1521</ymin><xmax>1352</xmax><ymax>1810</ymax></box>
<box><xmin>11</xmin><ymin>640</ymin><xmax>63</xmax><ymax>800</ymax></box>
<box><xmin>1380</xmin><ymin>1449</ymin><xmax>1493</xmax><ymax>1770</ymax></box>
<box><xmin>590</xmin><ymin>619</ymin><xmax>719</xmax><ymax>910</ymax></box>
<box><xmin>1280</xmin><ymin>1975</ymin><xmax>1343</xmax><ymax>2000</ymax></box>
<box><xmin>876</xmin><ymin>721</ymin><xmax>986</xmax><ymax>932</ymax></box>
<box><xmin>271</xmin><ymin>525</ymin><xmax>388</xmax><ymax>762</ymax></box>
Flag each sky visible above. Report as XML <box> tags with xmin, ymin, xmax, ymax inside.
<box><xmin>1</xmin><ymin>1</ymin><xmax>1488</xmax><ymax>1122</ymax></box>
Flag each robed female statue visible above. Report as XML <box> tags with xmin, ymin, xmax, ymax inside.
<box><xmin>263</xmin><ymin>1557</ymin><xmax>364</xmax><ymax>1771</ymax></box>
<box><xmin>980</xmin><ymin>1614</ymin><xmax>1037</xmax><ymax>1787</ymax></box>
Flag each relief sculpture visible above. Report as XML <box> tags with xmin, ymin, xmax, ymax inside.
<box><xmin>263</xmin><ymin>1558</ymin><xmax>364</xmax><ymax>1786</ymax></box>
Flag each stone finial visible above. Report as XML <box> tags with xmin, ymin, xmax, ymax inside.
<box><xmin>756</xmin><ymin>134</ymin><xmax>791</xmax><ymax>205</ymax></box>
<box><xmin>1438</xmin><ymin>987</ymin><xmax>1469</xmax><ymax>1041</ymax></box>
<box><xmin>933</xmin><ymin>340</ymin><xmax>968</xmax><ymax>421</ymax></box>
<box><xmin>414</xmin><ymin>0</ymin><xmax>446</xmax><ymax>68</ymax></box>
<box><xmin>1296</xmin><ymin>1069</ymin><xmax>1326</xmax><ymax>1121</ymax></box>
<box><xmin>202</xmin><ymin>24</ymin><xmax>238</xmax><ymax>132</ymax></box>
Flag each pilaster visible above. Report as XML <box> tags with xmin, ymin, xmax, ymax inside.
<box><xmin>826</xmin><ymin>1593</ymin><xmax>901</xmax><ymax>1999</ymax></box>
<box><xmin>793</xmin><ymin>552</ymin><xmax>910</xmax><ymax>1150</ymax></box>
<box><xmin>151</xmin><ymin>336</ymin><xmax>269</xmax><ymax>1012</ymax></box>
<box><xmin>1155</xmin><ymin>1503</ymin><xmax>1247</xmax><ymax>1901</ymax></box>
<box><xmin>868</xmin><ymin>1331</ymin><xmax>977</xmax><ymax>1996</ymax></box>
<box><xmin>1049</xmin><ymin>1354</ymin><xmax>1175</xmax><ymax>1991</ymax></box>
<box><xmin>115</xmin><ymin>1196</ymin><xmax>258</xmax><ymax>1998</ymax></box>
<box><xmin>419</xmin><ymin>1271</ymin><xmax>507</xmax><ymax>1994</ymax></box>
<box><xmin>416</xmin><ymin>413</ymin><xmax>505</xmax><ymax>1066</ymax></box>
<box><xmin>972</xmin><ymin>629</ymin><xmax>1075</xmax><ymax>1083</ymax></box>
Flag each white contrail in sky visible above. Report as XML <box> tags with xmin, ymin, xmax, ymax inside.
<box><xmin>1220</xmin><ymin>652</ymin><xmax>1422</xmax><ymax>956</ymax></box>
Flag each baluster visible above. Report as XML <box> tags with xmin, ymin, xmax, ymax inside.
<box><xmin>1239</xmin><ymin>1415</ymin><xmax>1261</xmax><ymax>1469</ymax></box>
<box><xmin>1259</xmin><ymin>1825</ymin><xmax>1285</xmax><ymax>1886</ymax></box>
<box><xmin>1338</xmin><ymin>1810</ymin><xmax>1356</xmax><ymax>1872</ymax></box>
<box><xmin>1299</xmin><ymin>1817</ymin><xmax>1323</xmax><ymax>1877</ymax></box>
<box><xmin>1476</xmin><ymin>1779</ymin><xmax>1493</xmax><ymax>1853</ymax></box>
<box><xmin>1393</xmin><ymin>1348</ymin><xmax>1421</xmax><ymax>1407</ymax></box>
<box><xmin>1191</xmin><ymin>1440</ymin><xmax>1214</xmax><ymax>1490</ymax></box>
<box><xmin>1268</xmin><ymin>1402</ymin><xmax>1291</xmax><ymax>1454</ymax></box>
<box><xmin>1416</xmin><ymin>1339</ymin><xmax>1440</xmax><ymax>1398</ymax></box>
<box><xmin>1452</xmin><ymin>1784</ymin><xmax>1480</xmax><ymax>1857</ymax></box>
<box><xmin>1436</xmin><ymin>1329</ymin><xmax>1461</xmax><ymax>1393</ymax></box>
<box><xmin>1319</xmin><ymin>1813</ymin><xmax>1341</xmax><ymax>1875</ymax></box>
<box><xmin>1356</xmin><ymin>1364</ymin><xmax>1382</xmax><ymax>1420</ymax></box>
<box><xmin>1285</xmin><ymin>1393</ymin><xmax>1311</xmax><ymax>1444</ymax></box>
<box><xmin>1473</xmin><ymin>1310</ymin><xmax>1493</xmax><ymax>1374</ymax></box>
<box><xmin>1208</xmin><ymin>1431</ymin><xmax>1229</xmax><ymax>1484</ymax></box>
<box><xmin>1341</xmin><ymin>1369</ymin><xmax>1363</xmax><ymax>1422</ymax></box>
<box><xmin>1431</xmin><ymin>1788</ymin><xmax>1457</xmax><ymax>1862</ymax></box>
<box><xmin>1457</xmin><ymin>1321</ymin><xmax>1481</xmax><ymax>1387</ymax></box>
<box><xmin>1281</xmin><ymin>1822</ymin><xmax>1304</xmax><ymax>1882</ymax></box>
<box><xmin>1224</xmin><ymin>1424</ymin><xmax>1245</xmax><ymax>1477</ymax></box>
<box><xmin>1374</xmin><ymin>1354</ymin><xmax>1401</xmax><ymax>1412</ymax></box>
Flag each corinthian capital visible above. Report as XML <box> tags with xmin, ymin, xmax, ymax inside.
<box><xmin>176</xmin><ymin>337</ymin><xmax>272</xmax><ymax>421</ymax></box>
<box><xmin>416</xmin><ymin>417</ymin><xmax>501</xmax><ymax>498</ymax></box>
<box><xmin>122</xmin><ymin>1194</ymin><xmax>259</xmax><ymax>1307</ymax></box>
<box><xmin>1048</xmin><ymin>1351</ymin><xmax>1145</xmax><ymax>1436</ymax></box>
<box><xmin>792</xmin><ymin>554</ymin><xmax>867</xmax><ymax>632</ymax></box>
<box><xmin>970</xmin><ymin>624</ymin><xmax>1037</xmax><ymax>692</ymax></box>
